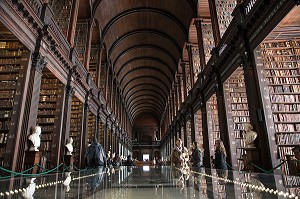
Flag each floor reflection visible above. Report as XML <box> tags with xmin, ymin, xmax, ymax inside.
<box><xmin>0</xmin><ymin>166</ymin><xmax>298</xmax><ymax>198</ymax></box>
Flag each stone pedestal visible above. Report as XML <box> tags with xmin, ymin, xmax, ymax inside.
<box><xmin>242</xmin><ymin>148</ymin><xmax>260</xmax><ymax>172</ymax></box>
<box><xmin>64</xmin><ymin>155</ymin><xmax>74</xmax><ymax>171</ymax></box>
<box><xmin>24</xmin><ymin>151</ymin><xmax>41</xmax><ymax>174</ymax></box>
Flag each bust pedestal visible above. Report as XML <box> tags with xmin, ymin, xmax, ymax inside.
<box><xmin>64</xmin><ymin>155</ymin><xmax>74</xmax><ymax>171</ymax></box>
<box><xmin>242</xmin><ymin>148</ymin><xmax>260</xmax><ymax>172</ymax></box>
<box><xmin>24</xmin><ymin>151</ymin><xmax>41</xmax><ymax>174</ymax></box>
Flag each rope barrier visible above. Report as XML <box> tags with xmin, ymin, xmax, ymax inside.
<box><xmin>0</xmin><ymin>163</ymin><xmax>73</xmax><ymax>179</ymax></box>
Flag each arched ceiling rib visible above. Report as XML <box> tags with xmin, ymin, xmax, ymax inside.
<box><xmin>93</xmin><ymin>0</ymin><xmax>196</xmax><ymax>124</ymax></box>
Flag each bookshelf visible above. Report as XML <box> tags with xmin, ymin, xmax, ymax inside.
<box><xmin>207</xmin><ymin>94</ymin><xmax>226</xmax><ymax>198</ymax></box>
<box><xmin>48</xmin><ymin>0</ymin><xmax>72</xmax><ymax>37</ymax></box>
<box><xmin>215</xmin><ymin>0</ymin><xmax>237</xmax><ymax>38</ymax></box>
<box><xmin>0</xmin><ymin>40</ymin><xmax>29</xmax><ymax>168</ymax></box>
<box><xmin>223</xmin><ymin>67</ymin><xmax>250</xmax><ymax>170</ymax></box>
<box><xmin>87</xmin><ymin>112</ymin><xmax>96</xmax><ymax>143</ymax></box>
<box><xmin>192</xmin><ymin>46</ymin><xmax>201</xmax><ymax>83</ymax></box>
<box><xmin>75</xmin><ymin>21</ymin><xmax>88</xmax><ymax>64</ymax></box>
<box><xmin>181</xmin><ymin>126</ymin><xmax>185</xmax><ymax>148</ymax></box>
<box><xmin>202</xmin><ymin>22</ymin><xmax>214</xmax><ymax>65</ymax></box>
<box><xmin>70</xmin><ymin>96</ymin><xmax>83</xmax><ymax>166</ymax></box>
<box><xmin>207</xmin><ymin>94</ymin><xmax>220</xmax><ymax>157</ymax></box>
<box><xmin>255</xmin><ymin>33</ymin><xmax>300</xmax><ymax>190</ymax></box>
<box><xmin>186</xmin><ymin>120</ymin><xmax>192</xmax><ymax>148</ymax></box>
<box><xmin>99</xmin><ymin>122</ymin><xmax>104</xmax><ymax>146</ymax></box>
<box><xmin>37</xmin><ymin>70</ymin><xmax>64</xmax><ymax>169</ymax></box>
<box><xmin>89</xmin><ymin>45</ymin><xmax>99</xmax><ymax>83</ymax></box>
<box><xmin>194</xmin><ymin>110</ymin><xmax>203</xmax><ymax>147</ymax></box>
<box><xmin>99</xmin><ymin>63</ymin><xmax>107</xmax><ymax>94</ymax></box>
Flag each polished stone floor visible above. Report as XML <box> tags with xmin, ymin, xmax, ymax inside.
<box><xmin>0</xmin><ymin>166</ymin><xmax>299</xmax><ymax>198</ymax></box>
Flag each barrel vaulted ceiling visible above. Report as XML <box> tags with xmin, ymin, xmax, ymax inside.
<box><xmin>92</xmin><ymin>0</ymin><xmax>200</xmax><ymax>123</ymax></box>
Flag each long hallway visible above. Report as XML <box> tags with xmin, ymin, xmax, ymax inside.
<box><xmin>0</xmin><ymin>0</ymin><xmax>300</xmax><ymax>198</ymax></box>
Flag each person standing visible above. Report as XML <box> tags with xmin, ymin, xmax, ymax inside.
<box><xmin>191</xmin><ymin>141</ymin><xmax>203</xmax><ymax>168</ymax></box>
<box><xmin>214</xmin><ymin>139</ymin><xmax>227</xmax><ymax>170</ymax></box>
<box><xmin>85</xmin><ymin>138</ymin><xmax>107</xmax><ymax>167</ymax></box>
<box><xmin>171</xmin><ymin>138</ymin><xmax>189</xmax><ymax>167</ymax></box>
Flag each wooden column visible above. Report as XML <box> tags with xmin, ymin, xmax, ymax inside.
<box><xmin>214</xmin><ymin>67</ymin><xmax>232</xmax><ymax>167</ymax></box>
<box><xmin>174</xmin><ymin>84</ymin><xmax>178</xmax><ymax>113</ymax></box>
<box><xmin>177</xmin><ymin>75</ymin><xmax>183</xmax><ymax>107</ymax></box>
<box><xmin>80</xmin><ymin>94</ymin><xmax>90</xmax><ymax>168</ymax></box>
<box><xmin>190</xmin><ymin>107</ymin><xmax>196</xmax><ymax>143</ymax></box>
<box><xmin>96</xmin><ymin>43</ymin><xmax>104</xmax><ymax>87</ymax></box>
<box><xmin>200</xmin><ymin>95</ymin><xmax>210</xmax><ymax>167</ymax></box>
<box><xmin>186</xmin><ymin>44</ymin><xmax>195</xmax><ymax>87</ymax></box>
<box><xmin>182</xmin><ymin>118</ymin><xmax>187</xmax><ymax>147</ymax></box>
<box><xmin>194</xmin><ymin>18</ymin><xmax>207</xmax><ymax>72</ymax></box>
<box><xmin>60</xmin><ymin>71</ymin><xmax>75</xmax><ymax>164</ymax></box>
<box><xmin>67</xmin><ymin>0</ymin><xmax>80</xmax><ymax>47</ymax></box>
<box><xmin>208</xmin><ymin>0</ymin><xmax>221</xmax><ymax>45</ymax></box>
<box><xmin>95</xmin><ymin>108</ymin><xmax>101</xmax><ymax>141</ymax></box>
<box><xmin>15</xmin><ymin>53</ymin><xmax>46</xmax><ymax>172</ymax></box>
<box><xmin>84</xmin><ymin>18</ymin><xmax>94</xmax><ymax>70</ymax></box>
<box><xmin>181</xmin><ymin>63</ymin><xmax>188</xmax><ymax>101</ymax></box>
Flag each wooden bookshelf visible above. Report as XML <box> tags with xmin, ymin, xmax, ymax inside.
<box><xmin>48</xmin><ymin>0</ymin><xmax>72</xmax><ymax>37</ymax></box>
<box><xmin>70</xmin><ymin>96</ymin><xmax>83</xmax><ymax>166</ymax></box>
<box><xmin>202</xmin><ymin>22</ymin><xmax>214</xmax><ymax>65</ymax></box>
<box><xmin>89</xmin><ymin>45</ymin><xmax>99</xmax><ymax>83</ymax></box>
<box><xmin>207</xmin><ymin>94</ymin><xmax>220</xmax><ymax>157</ymax></box>
<box><xmin>256</xmin><ymin>35</ymin><xmax>300</xmax><ymax>189</ymax></box>
<box><xmin>99</xmin><ymin>63</ymin><xmax>107</xmax><ymax>94</ymax></box>
<box><xmin>223</xmin><ymin>67</ymin><xmax>250</xmax><ymax>170</ymax></box>
<box><xmin>192</xmin><ymin>46</ymin><xmax>201</xmax><ymax>83</ymax></box>
<box><xmin>99</xmin><ymin>122</ymin><xmax>104</xmax><ymax>145</ymax></box>
<box><xmin>0</xmin><ymin>40</ymin><xmax>29</xmax><ymax>168</ymax></box>
<box><xmin>87</xmin><ymin>112</ymin><xmax>96</xmax><ymax>143</ymax></box>
<box><xmin>37</xmin><ymin>70</ymin><xmax>64</xmax><ymax>169</ymax></box>
<box><xmin>215</xmin><ymin>0</ymin><xmax>237</xmax><ymax>38</ymax></box>
<box><xmin>207</xmin><ymin>94</ymin><xmax>226</xmax><ymax>198</ymax></box>
<box><xmin>194</xmin><ymin>110</ymin><xmax>203</xmax><ymax>148</ymax></box>
<box><xmin>186</xmin><ymin>120</ymin><xmax>192</xmax><ymax>148</ymax></box>
<box><xmin>74</xmin><ymin>21</ymin><xmax>88</xmax><ymax>65</ymax></box>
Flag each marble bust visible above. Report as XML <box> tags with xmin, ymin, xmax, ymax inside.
<box><xmin>65</xmin><ymin>138</ymin><xmax>74</xmax><ymax>155</ymax></box>
<box><xmin>63</xmin><ymin>172</ymin><xmax>72</xmax><ymax>192</ymax></box>
<box><xmin>28</xmin><ymin>126</ymin><xmax>41</xmax><ymax>151</ymax></box>
<box><xmin>242</xmin><ymin>123</ymin><xmax>258</xmax><ymax>148</ymax></box>
<box><xmin>21</xmin><ymin>178</ymin><xmax>36</xmax><ymax>199</ymax></box>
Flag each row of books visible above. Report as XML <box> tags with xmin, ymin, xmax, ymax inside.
<box><xmin>0</xmin><ymin>81</ymin><xmax>16</xmax><ymax>89</ymax></box>
<box><xmin>275</xmin><ymin>123</ymin><xmax>300</xmax><ymax>132</ymax></box>
<box><xmin>0</xmin><ymin>41</ymin><xmax>23</xmax><ymax>49</ymax></box>
<box><xmin>41</xmin><ymin>134</ymin><xmax>52</xmax><ymax>140</ymax></box>
<box><xmin>36</xmin><ymin>118</ymin><xmax>55</xmax><ymax>123</ymax></box>
<box><xmin>268</xmin><ymin>85</ymin><xmax>300</xmax><ymax>93</ymax></box>
<box><xmin>40</xmin><ymin>141</ymin><xmax>52</xmax><ymax>151</ymax></box>
<box><xmin>276</xmin><ymin>133</ymin><xmax>300</xmax><ymax>145</ymax></box>
<box><xmin>267</xmin><ymin>77</ymin><xmax>300</xmax><ymax>84</ymax></box>
<box><xmin>270</xmin><ymin>94</ymin><xmax>300</xmax><ymax>103</ymax></box>
<box><xmin>38</xmin><ymin>103</ymin><xmax>56</xmax><ymax>109</ymax></box>
<box><xmin>39</xmin><ymin>96</ymin><xmax>57</xmax><ymax>101</ymax></box>
<box><xmin>0</xmin><ymin>110</ymin><xmax>11</xmax><ymax>118</ymax></box>
<box><xmin>261</xmin><ymin>40</ymin><xmax>300</xmax><ymax>48</ymax></box>
<box><xmin>271</xmin><ymin>104</ymin><xmax>300</xmax><ymax>112</ymax></box>
<box><xmin>41</xmin><ymin>126</ymin><xmax>54</xmax><ymax>132</ymax></box>
<box><xmin>231</xmin><ymin>110</ymin><xmax>249</xmax><ymax>116</ymax></box>
<box><xmin>264</xmin><ymin>56</ymin><xmax>298</xmax><ymax>62</ymax></box>
<box><xmin>233</xmin><ymin>116</ymin><xmax>250</xmax><ymax>123</ymax></box>
<box><xmin>231</xmin><ymin>103</ymin><xmax>248</xmax><ymax>110</ymax></box>
<box><xmin>0</xmin><ymin>65</ymin><xmax>23</xmax><ymax>71</ymax></box>
<box><xmin>264</xmin><ymin>61</ymin><xmax>297</xmax><ymax>69</ymax></box>
<box><xmin>38</xmin><ymin>110</ymin><xmax>56</xmax><ymax>115</ymax></box>
<box><xmin>0</xmin><ymin>120</ymin><xmax>10</xmax><ymax>130</ymax></box>
<box><xmin>0</xmin><ymin>133</ymin><xmax>7</xmax><ymax>144</ymax></box>
<box><xmin>284</xmin><ymin>175</ymin><xmax>300</xmax><ymax>187</ymax></box>
<box><xmin>0</xmin><ymin>49</ymin><xmax>22</xmax><ymax>56</ymax></box>
<box><xmin>273</xmin><ymin>113</ymin><xmax>300</xmax><ymax>122</ymax></box>
<box><xmin>266</xmin><ymin>69</ymin><xmax>299</xmax><ymax>76</ymax></box>
<box><xmin>0</xmin><ymin>74</ymin><xmax>18</xmax><ymax>80</ymax></box>
<box><xmin>229</xmin><ymin>92</ymin><xmax>247</xmax><ymax>97</ymax></box>
<box><xmin>0</xmin><ymin>99</ymin><xmax>13</xmax><ymax>107</ymax></box>
<box><xmin>0</xmin><ymin>58</ymin><xmax>20</xmax><ymax>64</ymax></box>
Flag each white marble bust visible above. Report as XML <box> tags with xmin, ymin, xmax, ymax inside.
<box><xmin>65</xmin><ymin>138</ymin><xmax>74</xmax><ymax>155</ymax></box>
<box><xmin>28</xmin><ymin>126</ymin><xmax>41</xmax><ymax>151</ymax></box>
<box><xmin>63</xmin><ymin>172</ymin><xmax>72</xmax><ymax>192</ymax></box>
<box><xmin>21</xmin><ymin>178</ymin><xmax>36</xmax><ymax>199</ymax></box>
<box><xmin>243</xmin><ymin>123</ymin><xmax>258</xmax><ymax>148</ymax></box>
